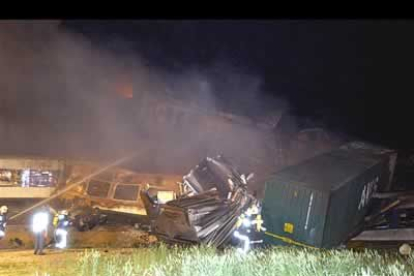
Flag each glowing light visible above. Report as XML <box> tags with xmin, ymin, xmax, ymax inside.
<box><xmin>55</xmin><ymin>228</ymin><xmax>68</xmax><ymax>249</ymax></box>
<box><xmin>116</xmin><ymin>81</ymin><xmax>133</xmax><ymax>99</ymax></box>
<box><xmin>0</xmin><ymin>230</ymin><xmax>5</xmax><ymax>238</ymax></box>
<box><xmin>233</xmin><ymin>230</ymin><xmax>250</xmax><ymax>254</ymax></box>
<box><xmin>250</xmin><ymin>240</ymin><xmax>263</xmax><ymax>244</ymax></box>
<box><xmin>21</xmin><ymin>169</ymin><xmax>30</xmax><ymax>187</ymax></box>
<box><xmin>242</xmin><ymin>218</ymin><xmax>252</xmax><ymax>227</ymax></box>
<box><xmin>32</xmin><ymin>212</ymin><xmax>49</xmax><ymax>233</ymax></box>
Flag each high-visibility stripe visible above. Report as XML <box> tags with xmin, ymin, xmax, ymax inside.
<box><xmin>264</xmin><ymin>231</ymin><xmax>318</xmax><ymax>249</ymax></box>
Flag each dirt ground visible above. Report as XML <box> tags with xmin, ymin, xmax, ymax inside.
<box><xmin>0</xmin><ymin>224</ymin><xmax>156</xmax><ymax>250</ymax></box>
<box><xmin>0</xmin><ymin>224</ymin><xmax>157</xmax><ymax>275</ymax></box>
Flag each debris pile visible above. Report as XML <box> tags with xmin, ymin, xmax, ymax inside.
<box><xmin>141</xmin><ymin>155</ymin><xmax>257</xmax><ymax>247</ymax></box>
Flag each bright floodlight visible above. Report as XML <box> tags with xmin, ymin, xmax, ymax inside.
<box><xmin>32</xmin><ymin>212</ymin><xmax>49</xmax><ymax>233</ymax></box>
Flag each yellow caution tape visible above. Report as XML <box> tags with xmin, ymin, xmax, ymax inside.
<box><xmin>264</xmin><ymin>231</ymin><xmax>318</xmax><ymax>249</ymax></box>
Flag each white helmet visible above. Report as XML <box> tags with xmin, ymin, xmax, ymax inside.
<box><xmin>0</xmin><ymin>206</ymin><xmax>8</xmax><ymax>214</ymax></box>
<box><xmin>59</xmin><ymin>210</ymin><xmax>68</xmax><ymax>216</ymax></box>
<box><xmin>399</xmin><ymin>243</ymin><xmax>412</xmax><ymax>256</ymax></box>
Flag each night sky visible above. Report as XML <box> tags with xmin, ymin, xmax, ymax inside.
<box><xmin>62</xmin><ymin>20</ymin><xmax>414</xmax><ymax>150</ymax></box>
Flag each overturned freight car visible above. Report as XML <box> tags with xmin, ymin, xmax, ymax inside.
<box><xmin>261</xmin><ymin>142</ymin><xmax>397</xmax><ymax>249</ymax></box>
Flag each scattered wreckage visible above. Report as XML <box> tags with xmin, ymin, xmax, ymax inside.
<box><xmin>2</xmin><ymin>141</ymin><xmax>414</xmax><ymax>251</ymax></box>
<box><xmin>142</xmin><ymin>142</ymin><xmax>414</xmax><ymax>250</ymax></box>
<box><xmin>141</xmin><ymin>155</ymin><xmax>265</xmax><ymax>249</ymax></box>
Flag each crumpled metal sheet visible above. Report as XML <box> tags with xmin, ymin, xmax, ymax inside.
<box><xmin>141</xmin><ymin>155</ymin><xmax>256</xmax><ymax>247</ymax></box>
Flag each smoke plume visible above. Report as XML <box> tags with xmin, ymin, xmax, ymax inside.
<box><xmin>0</xmin><ymin>20</ymin><xmax>344</xmax><ymax>195</ymax></box>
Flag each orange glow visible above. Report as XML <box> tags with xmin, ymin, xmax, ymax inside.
<box><xmin>116</xmin><ymin>82</ymin><xmax>133</xmax><ymax>99</ymax></box>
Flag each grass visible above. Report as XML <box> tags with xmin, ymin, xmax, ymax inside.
<box><xmin>1</xmin><ymin>244</ymin><xmax>413</xmax><ymax>276</ymax></box>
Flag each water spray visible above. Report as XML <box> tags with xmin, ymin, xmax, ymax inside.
<box><xmin>9</xmin><ymin>152</ymin><xmax>140</xmax><ymax>221</ymax></box>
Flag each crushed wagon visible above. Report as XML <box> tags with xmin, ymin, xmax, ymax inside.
<box><xmin>140</xmin><ymin>155</ymin><xmax>264</xmax><ymax>248</ymax></box>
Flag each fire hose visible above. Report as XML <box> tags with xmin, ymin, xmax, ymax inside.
<box><xmin>9</xmin><ymin>151</ymin><xmax>140</xmax><ymax>221</ymax></box>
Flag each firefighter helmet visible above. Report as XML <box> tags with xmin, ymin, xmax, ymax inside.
<box><xmin>59</xmin><ymin>210</ymin><xmax>69</xmax><ymax>216</ymax></box>
<box><xmin>0</xmin><ymin>206</ymin><xmax>8</xmax><ymax>214</ymax></box>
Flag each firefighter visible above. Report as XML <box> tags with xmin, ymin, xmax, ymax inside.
<box><xmin>0</xmin><ymin>205</ymin><xmax>8</xmax><ymax>240</ymax></box>
<box><xmin>234</xmin><ymin>211</ymin><xmax>254</xmax><ymax>253</ymax></box>
<box><xmin>234</xmin><ymin>202</ymin><xmax>266</xmax><ymax>253</ymax></box>
<box><xmin>53</xmin><ymin>210</ymin><xmax>71</xmax><ymax>249</ymax></box>
<box><xmin>32</xmin><ymin>206</ymin><xmax>50</xmax><ymax>255</ymax></box>
<box><xmin>247</xmin><ymin>204</ymin><xmax>265</xmax><ymax>233</ymax></box>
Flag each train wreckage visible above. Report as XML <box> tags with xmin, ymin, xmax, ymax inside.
<box><xmin>1</xmin><ymin>141</ymin><xmax>413</xmax><ymax>250</ymax></box>
<box><xmin>140</xmin><ymin>155</ymin><xmax>263</xmax><ymax>249</ymax></box>
<box><xmin>0</xmin><ymin>156</ymin><xmax>182</xmax><ymax>230</ymax></box>
<box><xmin>140</xmin><ymin>141</ymin><xmax>414</xmax><ymax>250</ymax></box>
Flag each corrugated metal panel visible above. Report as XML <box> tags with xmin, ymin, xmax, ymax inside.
<box><xmin>269</xmin><ymin>150</ymin><xmax>379</xmax><ymax>192</ymax></box>
<box><xmin>305</xmin><ymin>189</ymin><xmax>328</xmax><ymax>246</ymax></box>
<box><xmin>262</xmin><ymin>179</ymin><xmax>327</xmax><ymax>247</ymax></box>
<box><xmin>323</xmin><ymin>161</ymin><xmax>384</xmax><ymax>247</ymax></box>
<box><xmin>262</xmin><ymin>181</ymin><xmax>284</xmax><ymax>246</ymax></box>
<box><xmin>262</xmin><ymin>142</ymin><xmax>392</xmax><ymax>249</ymax></box>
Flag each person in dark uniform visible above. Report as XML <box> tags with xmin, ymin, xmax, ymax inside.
<box><xmin>53</xmin><ymin>210</ymin><xmax>71</xmax><ymax>249</ymax></box>
<box><xmin>0</xmin><ymin>205</ymin><xmax>8</xmax><ymax>240</ymax></box>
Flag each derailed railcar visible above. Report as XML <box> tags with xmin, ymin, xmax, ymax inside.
<box><xmin>261</xmin><ymin>142</ymin><xmax>397</xmax><ymax>248</ymax></box>
<box><xmin>60</xmin><ymin>161</ymin><xmax>181</xmax><ymax>216</ymax></box>
<box><xmin>0</xmin><ymin>155</ymin><xmax>182</xmax><ymax>227</ymax></box>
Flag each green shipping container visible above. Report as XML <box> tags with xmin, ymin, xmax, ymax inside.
<box><xmin>262</xmin><ymin>143</ymin><xmax>395</xmax><ymax>248</ymax></box>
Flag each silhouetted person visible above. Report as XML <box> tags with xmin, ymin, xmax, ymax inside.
<box><xmin>0</xmin><ymin>205</ymin><xmax>8</xmax><ymax>240</ymax></box>
<box><xmin>32</xmin><ymin>206</ymin><xmax>50</xmax><ymax>255</ymax></box>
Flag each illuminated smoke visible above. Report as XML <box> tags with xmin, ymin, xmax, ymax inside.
<box><xmin>0</xmin><ymin>21</ymin><xmax>345</xmax><ymax>194</ymax></box>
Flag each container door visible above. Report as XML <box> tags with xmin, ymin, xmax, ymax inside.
<box><xmin>262</xmin><ymin>179</ymin><xmax>327</xmax><ymax>248</ymax></box>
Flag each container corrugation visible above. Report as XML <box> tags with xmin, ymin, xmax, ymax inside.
<box><xmin>262</xmin><ymin>142</ymin><xmax>395</xmax><ymax>248</ymax></box>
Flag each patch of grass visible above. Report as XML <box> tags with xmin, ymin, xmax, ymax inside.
<box><xmin>72</xmin><ymin>245</ymin><xmax>414</xmax><ymax>276</ymax></box>
<box><xmin>1</xmin><ymin>245</ymin><xmax>414</xmax><ymax>275</ymax></box>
